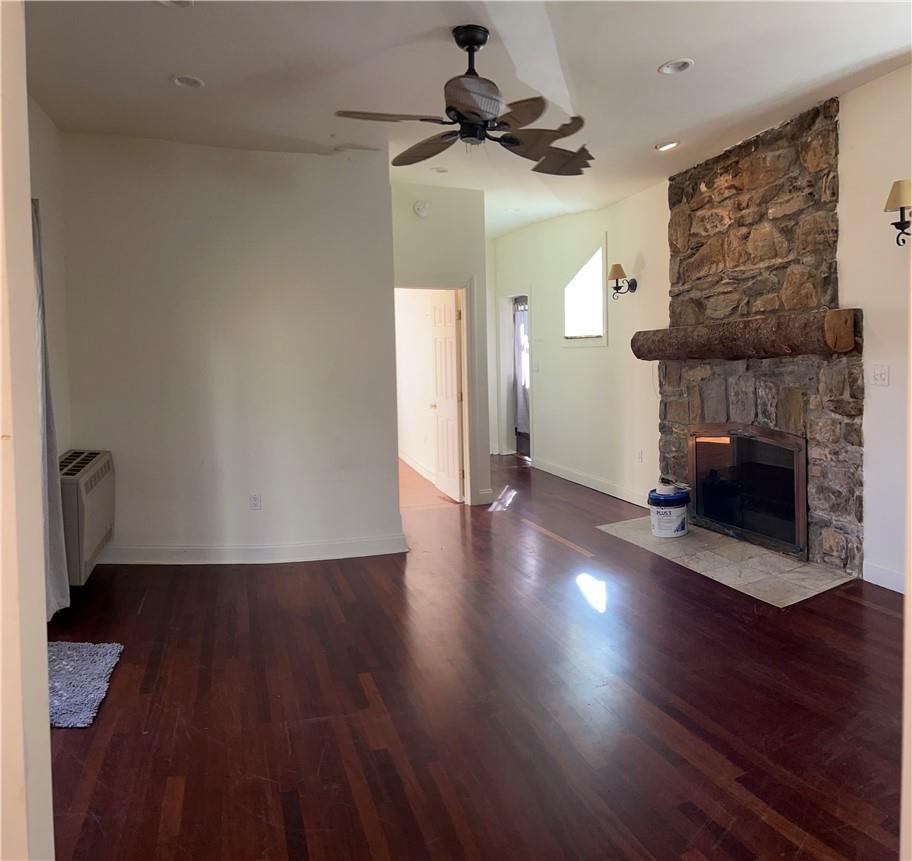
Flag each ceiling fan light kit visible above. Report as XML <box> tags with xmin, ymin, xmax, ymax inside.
<box><xmin>335</xmin><ymin>24</ymin><xmax>593</xmax><ymax>176</ymax></box>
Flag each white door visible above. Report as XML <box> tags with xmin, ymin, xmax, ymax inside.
<box><xmin>430</xmin><ymin>291</ymin><xmax>463</xmax><ymax>501</ymax></box>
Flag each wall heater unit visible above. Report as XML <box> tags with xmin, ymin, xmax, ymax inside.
<box><xmin>59</xmin><ymin>449</ymin><xmax>115</xmax><ymax>586</ymax></box>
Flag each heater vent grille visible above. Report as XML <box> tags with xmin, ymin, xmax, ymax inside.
<box><xmin>58</xmin><ymin>449</ymin><xmax>115</xmax><ymax>585</ymax></box>
<box><xmin>60</xmin><ymin>450</ymin><xmax>102</xmax><ymax>478</ymax></box>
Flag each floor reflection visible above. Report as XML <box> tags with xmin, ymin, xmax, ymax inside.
<box><xmin>575</xmin><ymin>572</ymin><xmax>607</xmax><ymax>614</ymax></box>
<box><xmin>488</xmin><ymin>485</ymin><xmax>517</xmax><ymax>512</ymax></box>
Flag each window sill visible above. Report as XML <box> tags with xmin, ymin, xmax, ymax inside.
<box><xmin>563</xmin><ymin>335</ymin><xmax>607</xmax><ymax>348</ymax></box>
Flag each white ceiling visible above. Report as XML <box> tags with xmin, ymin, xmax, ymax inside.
<box><xmin>26</xmin><ymin>1</ymin><xmax>911</xmax><ymax>236</ymax></box>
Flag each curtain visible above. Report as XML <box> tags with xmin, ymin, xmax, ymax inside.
<box><xmin>33</xmin><ymin>201</ymin><xmax>70</xmax><ymax>621</ymax></box>
<box><xmin>513</xmin><ymin>299</ymin><xmax>530</xmax><ymax>436</ymax></box>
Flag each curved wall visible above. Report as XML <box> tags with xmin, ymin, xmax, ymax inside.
<box><xmin>62</xmin><ymin>135</ymin><xmax>404</xmax><ymax>563</ymax></box>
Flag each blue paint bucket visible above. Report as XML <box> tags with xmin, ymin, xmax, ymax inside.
<box><xmin>647</xmin><ymin>485</ymin><xmax>691</xmax><ymax>538</ymax></box>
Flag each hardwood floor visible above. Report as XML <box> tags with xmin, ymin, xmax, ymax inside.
<box><xmin>397</xmin><ymin>459</ymin><xmax>459</xmax><ymax>510</ymax></box>
<box><xmin>48</xmin><ymin>457</ymin><xmax>901</xmax><ymax>860</ymax></box>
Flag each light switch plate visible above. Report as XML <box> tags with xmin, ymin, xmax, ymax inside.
<box><xmin>871</xmin><ymin>364</ymin><xmax>890</xmax><ymax>386</ymax></box>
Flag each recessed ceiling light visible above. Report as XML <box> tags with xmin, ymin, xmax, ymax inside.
<box><xmin>657</xmin><ymin>58</ymin><xmax>694</xmax><ymax>75</ymax></box>
<box><xmin>170</xmin><ymin>74</ymin><xmax>205</xmax><ymax>89</ymax></box>
<box><xmin>655</xmin><ymin>141</ymin><xmax>680</xmax><ymax>152</ymax></box>
<box><xmin>430</xmin><ymin>167</ymin><xmax>448</xmax><ymax>174</ymax></box>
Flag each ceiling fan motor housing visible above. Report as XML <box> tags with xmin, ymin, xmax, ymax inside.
<box><xmin>444</xmin><ymin>75</ymin><xmax>504</xmax><ymax>124</ymax></box>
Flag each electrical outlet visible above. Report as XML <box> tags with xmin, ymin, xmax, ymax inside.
<box><xmin>871</xmin><ymin>364</ymin><xmax>890</xmax><ymax>387</ymax></box>
<box><xmin>636</xmin><ymin>448</ymin><xmax>644</xmax><ymax>464</ymax></box>
<box><xmin>248</xmin><ymin>494</ymin><xmax>262</xmax><ymax>511</ymax></box>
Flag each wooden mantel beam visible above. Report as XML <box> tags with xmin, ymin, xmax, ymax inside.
<box><xmin>630</xmin><ymin>308</ymin><xmax>860</xmax><ymax>362</ymax></box>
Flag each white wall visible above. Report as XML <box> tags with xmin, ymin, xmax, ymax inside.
<box><xmin>27</xmin><ymin>95</ymin><xmax>71</xmax><ymax>452</ymax></box>
<box><xmin>0</xmin><ymin>3</ymin><xmax>55</xmax><ymax>857</ymax></box>
<box><xmin>63</xmin><ymin>134</ymin><xmax>405</xmax><ymax>563</ymax></box>
<box><xmin>394</xmin><ymin>288</ymin><xmax>436</xmax><ymax>480</ymax></box>
<box><xmin>493</xmin><ymin>182</ymin><xmax>670</xmax><ymax>505</ymax></box>
<box><xmin>391</xmin><ymin>183</ymin><xmax>493</xmax><ymax>504</ymax></box>
<box><xmin>839</xmin><ymin>64</ymin><xmax>912</xmax><ymax>593</ymax></box>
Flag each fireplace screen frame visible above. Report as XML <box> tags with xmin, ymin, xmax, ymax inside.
<box><xmin>687</xmin><ymin>423</ymin><xmax>808</xmax><ymax>560</ymax></box>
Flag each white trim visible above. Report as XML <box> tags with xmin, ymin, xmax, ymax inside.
<box><xmin>473</xmin><ymin>488</ymin><xmax>497</xmax><ymax>505</ymax></box>
<box><xmin>99</xmin><ymin>532</ymin><xmax>408</xmax><ymax>566</ymax></box>
<box><xmin>863</xmin><ymin>559</ymin><xmax>905</xmax><ymax>594</ymax></box>
<box><xmin>531</xmin><ymin>456</ymin><xmax>647</xmax><ymax>509</ymax></box>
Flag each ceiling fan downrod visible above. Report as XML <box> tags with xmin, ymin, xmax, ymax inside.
<box><xmin>452</xmin><ymin>24</ymin><xmax>489</xmax><ymax>77</ymax></box>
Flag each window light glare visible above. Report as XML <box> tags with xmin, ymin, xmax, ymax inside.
<box><xmin>576</xmin><ymin>573</ymin><xmax>607</xmax><ymax>614</ymax></box>
<box><xmin>655</xmin><ymin>140</ymin><xmax>680</xmax><ymax>152</ymax></box>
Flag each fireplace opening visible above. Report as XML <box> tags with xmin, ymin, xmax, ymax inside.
<box><xmin>688</xmin><ymin>424</ymin><xmax>808</xmax><ymax>558</ymax></box>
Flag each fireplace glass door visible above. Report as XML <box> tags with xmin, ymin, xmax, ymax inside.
<box><xmin>689</xmin><ymin>425</ymin><xmax>807</xmax><ymax>557</ymax></box>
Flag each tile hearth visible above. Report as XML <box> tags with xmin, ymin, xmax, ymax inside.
<box><xmin>597</xmin><ymin>517</ymin><xmax>854</xmax><ymax>607</ymax></box>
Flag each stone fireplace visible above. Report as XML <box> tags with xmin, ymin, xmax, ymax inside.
<box><xmin>637</xmin><ymin>98</ymin><xmax>864</xmax><ymax>574</ymax></box>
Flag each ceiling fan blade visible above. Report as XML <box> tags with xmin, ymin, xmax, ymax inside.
<box><xmin>336</xmin><ymin>110</ymin><xmax>450</xmax><ymax>125</ymax></box>
<box><xmin>392</xmin><ymin>131</ymin><xmax>460</xmax><ymax>166</ymax></box>
<box><xmin>496</xmin><ymin>97</ymin><xmax>547</xmax><ymax>130</ymax></box>
<box><xmin>499</xmin><ymin>115</ymin><xmax>587</xmax><ymax>162</ymax></box>
<box><xmin>532</xmin><ymin>145</ymin><xmax>593</xmax><ymax>176</ymax></box>
<box><xmin>499</xmin><ymin>128</ymin><xmax>555</xmax><ymax>162</ymax></box>
<box><xmin>554</xmin><ymin>115</ymin><xmax>585</xmax><ymax>137</ymax></box>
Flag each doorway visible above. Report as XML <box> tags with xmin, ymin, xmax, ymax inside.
<box><xmin>394</xmin><ymin>287</ymin><xmax>466</xmax><ymax>504</ymax></box>
<box><xmin>513</xmin><ymin>296</ymin><xmax>531</xmax><ymax>458</ymax></box>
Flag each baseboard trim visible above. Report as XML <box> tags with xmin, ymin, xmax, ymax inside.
<box><xmin>472</xmin><ymin>487</ymin><xmax>496</xmax><ymax>505</ymax></box>
<box><xmin>863</xmin><ymin>560</ymin><xmax>904</xmax><ymax>594</ymax></box>
<box><xmin>531</xmin><ymin>457</ymin><xmax>646</xmax><ymax>509</ymax></box>
<box><xmin>99</xmin><ymin>532</ymin><xmax>409</xmax><ymax>566</ymax></box>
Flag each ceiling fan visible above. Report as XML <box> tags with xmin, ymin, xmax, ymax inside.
<box><xmin>336</xmin><ymin>24</ymin><xmax>592</xmax><ymax>176</ymax></box>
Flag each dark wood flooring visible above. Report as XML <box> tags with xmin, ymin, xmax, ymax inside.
<box><xmin>48</xmin><ymin>457</ymin><xmax>902</xmax><ymax>860</ymax></box>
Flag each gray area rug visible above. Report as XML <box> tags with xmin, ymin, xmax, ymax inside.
<box><xmin>48</xmin><ymin>641</ymin><xmax>123</xmax><ymax>728</ymax></box>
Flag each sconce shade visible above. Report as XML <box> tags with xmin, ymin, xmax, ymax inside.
<box><xmin>607</xmin><ymin>263</ymin><xmax>627</xmax><ymax>281</ymax></box>
<box><xmin>884</xmin><ymin>180</ymin><xmax>911</xmax><ymax>212</ymax></box>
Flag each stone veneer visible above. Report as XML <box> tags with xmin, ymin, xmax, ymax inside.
<box><xmin>658</xmin><ymin>98</ymin><xmax>864</xmax><ymax>574</ymax></box>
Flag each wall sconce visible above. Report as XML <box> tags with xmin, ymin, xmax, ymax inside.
<box><xmin>885</xmin><ymin>180</ymin><xmax>910</xmax><ymax>247</ymax></box>
<box><xmin>608</xmin><ymin>263</ymin><xmax>637</xmax><ymax>299</ymax></box>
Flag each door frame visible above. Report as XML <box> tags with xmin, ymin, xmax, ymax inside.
<box><xmin>394</xmin><ymin>285</ymin><xmax>468</xmax><ymax>503</ymax></box>
<box><xmin>497</xmin><ymin>291</ymin><xmax>533</xmax><ymax>459</ymax></box>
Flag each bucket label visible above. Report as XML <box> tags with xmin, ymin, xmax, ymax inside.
<box><xmin>650</xmin><ymin>504</ymin><xmax>688</xmax><ymax>538</ymax></box>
